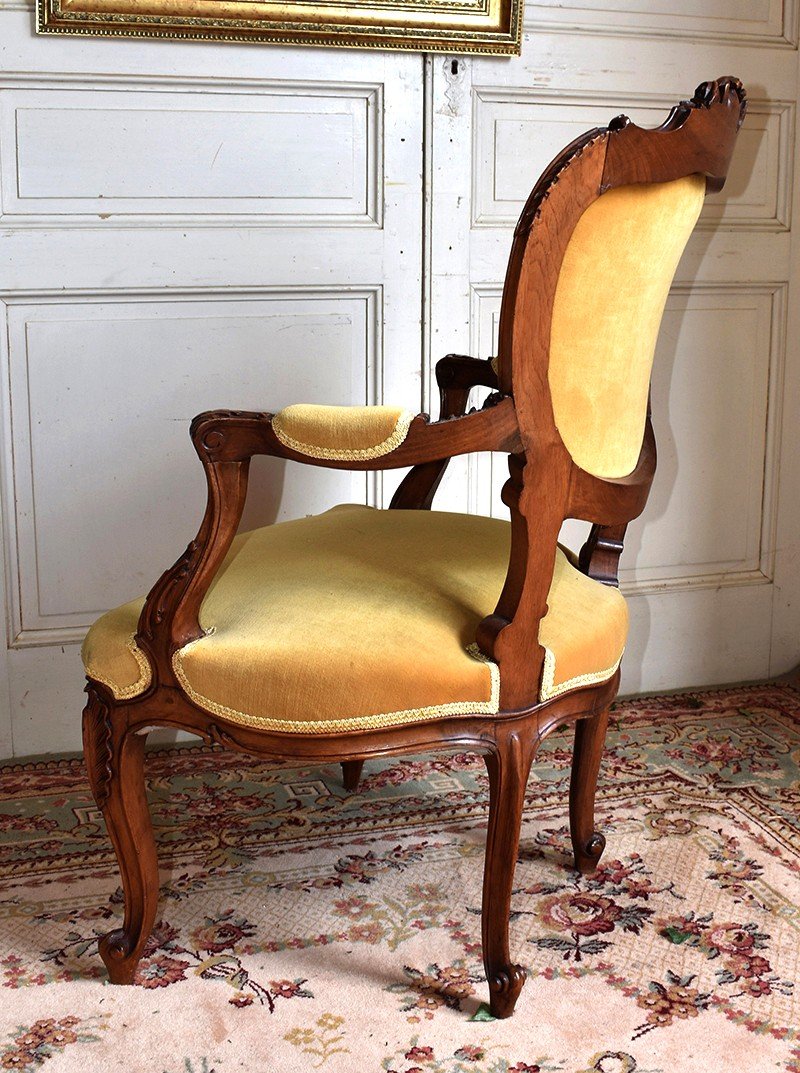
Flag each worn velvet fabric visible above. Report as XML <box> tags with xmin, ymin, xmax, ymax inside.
<box><xmin>548</xmin><ymin>174</ymin><xmax>705</xmax><ymax>479</ymax></box>
<box><xmin>81</xmin><ymin>506</ymin><xmax>628</xmax><ymax>729</ymax></box>
<box><xmin>272</xmin><ymin>404</ymin><xmax>415</xmax><ymax>461</ymax></box>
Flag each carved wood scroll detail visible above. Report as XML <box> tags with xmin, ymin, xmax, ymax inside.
<box><xmin>579</xmin><ymin>524</ymin><xmax>627</xmax><ymax>588</ymax></box>
<box><xmin>82</xmin><ymin>684</ymin><xmax>114</xmax><ymax>810</ymax></box>
<box><xmin>137</xmin><ymin>539</ymin><xmax>203</xmax><ymax>644</ymax></box>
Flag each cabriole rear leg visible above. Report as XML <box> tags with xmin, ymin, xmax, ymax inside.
<box><xmin>481</xmin><ymin>727</ymin><xmax>536</xmax><ymax>1018</ymax></box>
<box><xmin>569</xmin><ymin>708</ymin><xmax>610</xmax><ymax>874</ymax></box>
<box><xmin>341</xmin><ymin>760</ymin><xmax>364</xmax><ymax>791</ymax></box>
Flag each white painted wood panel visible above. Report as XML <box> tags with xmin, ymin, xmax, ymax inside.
<box><xmin>470</xmin><ymin>283</ymin><xmax>782</xmax><ymax>596</ymax></box>
<box><xmin>0</xmin><ymin>5</ymin><xmax>798</xmax><ymax>758</ymax></box>
<box><xmin>472</xmin><ymin>91</ymin><xmax>794</xmax><ymax>232</ymax></box>
<box><xmin>527</xmin><ymin>0</ymin><xmax>796</xmax><ymax>47</ymax></box>
<box><xmin>3</xmin><ymin>290</ymin><xmax>378</xmax><ymax>645</ymax></box>
<box><xmin>2</xmin><ymin>83</ymin><xmax>380</xmax><ymax>224</ymax></box>
<box><xmin>621</xmin><ymin>286</ymin><xmax>782</xmax><ymax>592</ymax></box>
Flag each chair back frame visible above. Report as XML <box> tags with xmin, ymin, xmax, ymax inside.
<box><xmin>479</xmin><ymin>77</ymin><xmax>747</xmax><ymax>707</ymax></box>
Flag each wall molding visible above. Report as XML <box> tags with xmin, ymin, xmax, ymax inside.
<box><xmin>618</xmin><ymin>280</ymin><xmax>787</xmax><ymax>597</ymax></box>
<box><xmin>467</xmin><ymin>280</ymin><xmax>787</xmax><ymax>598</ymax></box>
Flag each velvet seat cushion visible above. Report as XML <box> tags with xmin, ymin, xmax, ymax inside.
<box><xmin>82</xmin><ymin>505</ymin><xmax>628</xmax><ymax>733</ymax></box>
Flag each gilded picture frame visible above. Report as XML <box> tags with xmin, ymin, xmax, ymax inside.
<box><xmin>36</xmin><ymin>0</ymin><xmax>522</xmax><ymax>54</ymax></box>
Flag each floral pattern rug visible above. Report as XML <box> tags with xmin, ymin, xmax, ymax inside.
<box><xmin>1</xmin><ymin>683</ymin><xmax>799</xmax><ymax>1073</ymax></box>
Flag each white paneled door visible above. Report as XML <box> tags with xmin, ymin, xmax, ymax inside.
<box><xmin>0</xmin><ymin>37</ymin><xmax>423</xmax><ymax>755</ymax></box>
<box><xmin>428</xmin><ymin>16</ymin><xmax>800</xmax><ymax>696</ymax></box>
<box><xmin>1</xmin><ymin>4</ymin><xmax>799</xmax><ymax>758</ymax></box>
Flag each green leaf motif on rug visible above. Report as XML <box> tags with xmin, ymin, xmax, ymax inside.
<box><xmin>468</xmin><ymin>1003</ymin><xmax>496</xmax><ymax>1021</ymax></box>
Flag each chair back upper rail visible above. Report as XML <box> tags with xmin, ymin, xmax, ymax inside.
<box><xmin>481</xmin><ymin>77</ymin><xmax>747</xmax><ymax>709</ymax></box>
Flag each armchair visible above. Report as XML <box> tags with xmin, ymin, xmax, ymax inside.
<box><xmin>80</xmin><ymin>77</ymin><xmax>746</xmax><ymax>1019</ymax></box>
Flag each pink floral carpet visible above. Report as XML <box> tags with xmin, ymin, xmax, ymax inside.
<box><xmin>1</xmin><ymin>683</ymin><xmax>799</xmax><ymax>1072</ymax></box>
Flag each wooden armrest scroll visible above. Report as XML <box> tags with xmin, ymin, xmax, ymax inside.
<box><xmin>191</xmin><ymin>397</ymin><xmax>520</xmax><ymax>467</ymax></box>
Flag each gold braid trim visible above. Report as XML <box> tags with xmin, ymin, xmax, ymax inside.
<box><xmin>171</xmin><ymin>641</ymin><xmax>499</xmax><ymax>733</ymax></box>
<box><xmin>85</xmin><ymin>635</ymin><xmax>152</xmax><ymax>700</ymax></box>
<box><xmin>539</xmin><ymin>646</ymin><xmax>624</xmax><ymax>702</ymax></box>
<box><xmin>272</xmin><ymin>408</ymin><xmax>416</xmax><ymax>461</ymax></box>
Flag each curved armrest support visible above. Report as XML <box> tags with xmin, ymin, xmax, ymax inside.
<box><xmin>391</xmin><ymin>353</ymin><xmax>501</xmax><ymax>509</ymax></box>
<box><xmin>436</xmin><ymin>353</ymin><xmax>499</xmax><ymax>400</ymax></box>
<box><xmin>135</xmin><ymin>457</ymin><xmax>250</xmax><ymax>686</ymax></box>
<box><xmin>578</xmin><ymin>523</ymin><xmax>627</xmax><ymax>587</ymax></box>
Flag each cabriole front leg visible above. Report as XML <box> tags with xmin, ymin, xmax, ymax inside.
<box><xmin>481</xmin><ymin>728</ymin><xmax>536</xmax><ymax>1019</ymax></box>
<box><xmin>83</xmin><ymin>686</ymin><xmax>159</xmax><ymax>984</ymax></box>
<box><xmin>569</xmin><ymin>708</ymin><xmax>610</xmax><ymax>875</ymax></box>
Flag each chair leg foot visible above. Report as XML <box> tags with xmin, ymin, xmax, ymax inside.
<box><xmin>570</xmin><ymin>708</ymin><xmax>610</xmax><ymax>875</ymax></box>
<box><xmin>482</xmin><ymin>728</ymin><xmax>536</xmax><ymax>1020</ymax></box>
<box><xmin>341</xmin><ymin>760</ymin><xmax>364</xmax><ymax>792</ymax></box>
<box><xmin>488</xmin><ymin>965</ymin><xmax>527</xmax><ymax>1019</ymax></box>
<box><xmin>83</xmin><ymin>687</ymin><xmax>159</xmax><ymax>986</ymax></box>
<box><xmin>573</xmin><ymin>831</ymin><xmax>606</xmax><ymax>875</ymax></box>
<box><xmin>99</xmin><ymin>930</ymin><xmax>146</xmax><ymax>985</ymax></box>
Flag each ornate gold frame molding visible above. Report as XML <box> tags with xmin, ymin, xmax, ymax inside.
<box><xmin>36</xmin><ymin>0</ymin><xmax>523</xmax><ymax>54</ymax></box>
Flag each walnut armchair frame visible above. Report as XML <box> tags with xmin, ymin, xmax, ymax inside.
<box><xmin>82</xmin><ymin>78</ymin><xmax>746</xmax><ymax>1019</ymax></box>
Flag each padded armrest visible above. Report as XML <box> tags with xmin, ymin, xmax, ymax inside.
<box><xmin>272</xmin><ymin>404</ymin><xmax>416</xmax><ymax>462</ymax></box>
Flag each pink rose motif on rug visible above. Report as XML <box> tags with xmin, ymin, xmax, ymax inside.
<box><xmin>0</xmin><ymin>1016</ymin><xmax>109</xmax><ymax>1071</ymax></box>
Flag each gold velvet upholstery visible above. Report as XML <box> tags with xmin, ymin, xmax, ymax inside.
<box><xmin>548</xmin><ymin>174</ymin><xmax>705</xmax><ymax>479</ymax></box>
<box><xmin>82</xmin><ymin>505</ymin><xmax>628</xmax><ymax>732</ymax></box>
<box><xmin>272</xmin><ymin>404</ymin><xmax>415</xmax><ymax>461</ymax></box>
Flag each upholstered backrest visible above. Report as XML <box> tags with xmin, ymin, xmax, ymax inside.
<box><xmin>548</xmin><ymin>174</ymin><xmax>706</xmax><ymax>478</ymax></box>
<box><xmin>495</xmin><ymin>80</ymin><xmax>747</xmax><ymax>504</ymax></box>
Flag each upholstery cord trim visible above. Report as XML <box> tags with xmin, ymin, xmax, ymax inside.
<box><xmin>539</xmin><ymin>646</ymin><xmax>624</xmax><ymax>701</ymax></box>
<box><xmin>85</xmin><ymin>636</ymin><xmax>152</xmax><ymax>700</ymax></box>
<box><xmin>84</xmin><ymin>631</ymin><xmax>623</xmax><ymax>719</ymax></box>
<box><xmin>170</xmin><ymin>640</ymin><xmax>500</xmax><ymax>733</ymax></box>
<box><xmin>272</xmin><ymin>408</ymin><xmax>416</xmax><ymax>461</ymax></box>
